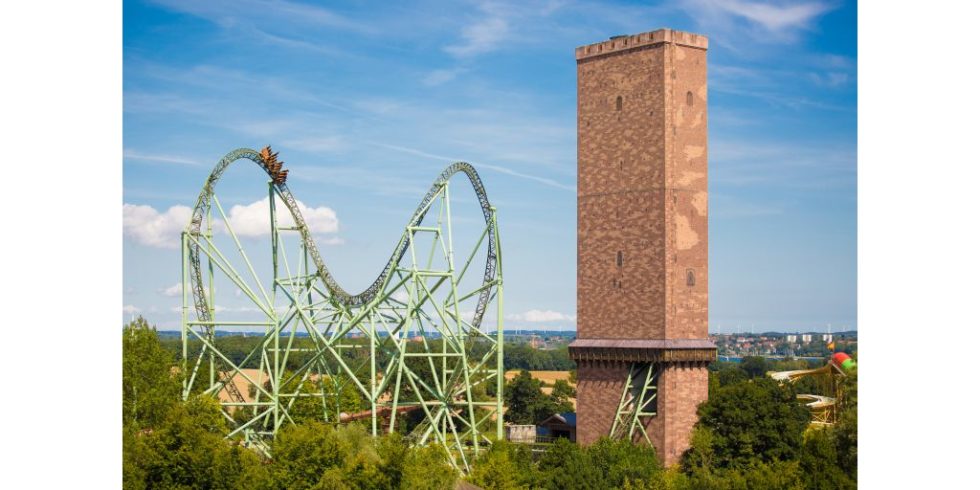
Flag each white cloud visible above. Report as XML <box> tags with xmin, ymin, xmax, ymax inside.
<box><xmin>506</xmin><ymin>309</ymin><xmax>575</xmax><ymax>323</ymax></box>
<box><xmin>159</xmin><ymin>283</ymin><xmax>184</xmax><ymax>297</ymax></box>
<box><xmin>225</xmin><ymin>196</ymin><xmax>339</xmax><ymax>237</ymax></box>
<box><xmin>123</xmin><ymin>198</ymin><xmax>341</xmax><ymax>248</ymax></box>
<box><xmin>122</xmin><ymin>305</ymin><xmax>142</xmax><ymax>315</ymax></box>
<box><xmin>123</xmin><ymin>203</ymin><xmax>192</xmax><ymax>249</ymax></box>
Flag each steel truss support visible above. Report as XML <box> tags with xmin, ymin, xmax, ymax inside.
<box><xmin>179</xmin><ymin>148</ymin><xmax>504</xmax><ymax>472</ymax></box>
<box><xmin>609</xmin><ymin>362</ymin><xmax>660</xmax><ymax>445</ymax></box>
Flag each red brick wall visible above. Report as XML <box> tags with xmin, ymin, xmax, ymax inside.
<box><xmin>664</xmin><ymin>43</ymin><xmax>709</xmax><ymax>341</ymax></box>
<box><xmin>575</xmin><ymin>29</ymin><xmax>710</xmax><ymax>467</ymax></box>
<box><xmin>575</xmin><ymin>362</ymin><xmax>630</xmax><ymax>445</ymax></box>
<box><xmin>577</xmin><ymin>32</ymin><xmax>707</xmax><ymax>342</ymax></box>
<box><xmin>577</xmin><ymin>44</ymin><xmax>667</xmax><ymax>340</ymax></box>
<box><xmin>658</xmin><ymin>365</ymin><xmax>709</xmax><ymax>465</ymax></box>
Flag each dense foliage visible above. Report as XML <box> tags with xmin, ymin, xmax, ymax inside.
<box><xmin>126</xmin><ymin>318</ymin><xmax>856</xmax><ymax>489</ymax></box>
<box><xmin>466</xmin><ymin>438</ymin><xmax>661</xmax><ymax>490</ymax></box>
<box><xmin>123</xmin><ymin>318</ymin><xmax>457</xmax><ymax>490</ymax></box>
<box><xmin>696</xmin><ymin>377</ymin><xmax>811</xmax><ymax>467</ymax></box>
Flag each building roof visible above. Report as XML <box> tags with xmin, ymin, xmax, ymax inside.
<box><xmin>539</xmin><ymin>412</ymin><xmax>577</xmax><ymax>427</ymax></box>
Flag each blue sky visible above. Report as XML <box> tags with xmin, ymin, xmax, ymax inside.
<box><xmin>123</xmin><ymin>0</ymin><xmax>856</xmax><ymax>333</ymax></box>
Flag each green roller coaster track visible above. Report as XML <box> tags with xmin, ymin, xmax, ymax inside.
<box><xmin>180</xmin><ymin>147</ymin><xmax>504</xmax><ymax>472</ymax></box>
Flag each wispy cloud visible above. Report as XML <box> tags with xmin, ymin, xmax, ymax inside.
<box><xmin>124</xmin><ymin>149</ymin><xmax>202</xmax><ymax>166</ymax></box>
<box><xmin>446</xmin><ymin>16</ymin><xmax>510</xmax><ymax>57</ymax></box>
<box><xmin>711</xmin><ymin>139</ymin><xmax>855</xmax><ymax>190</ymax></box>
<box><xmin>441</xmin><ymin>0</ymin><xmax>578</xmax><ymax>58</ymax></box>
<box><xmin>422</xmin><ymin>68</ymin><xmax>466</xmax><ymax>87</ymax></box>
<box><xmin>807</xmin><ymin>71</ymin><xmax>850</xmax><ymax>88</ymax></box>
<box><xmin>373</xmin><ymin>142</ymin><xmax>575</xmax><ymax>191</ymax></box>
<box><xmin>682</xmin><ymin>0</ymin><xmax>835</xmax><ymax>44</ymax></box>
<box><xmin>241</xmin><ymin>24</ymin><xmax>346</xmax><ymax>56</ymax></box>
<box><xmin>151</xmin><ymin>0</ymin><xmax>373</xmax><ymax>34</ymax></box>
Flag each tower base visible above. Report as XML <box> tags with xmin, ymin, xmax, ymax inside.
<box><xmin>570</xmin><ymin>341</ymin><xmax>714</xmax><ymax>466</ymax></box>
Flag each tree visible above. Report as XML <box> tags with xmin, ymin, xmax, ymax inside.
<box><xmin>535</xmin><ymin>438</ymin><xmax>602</xmax><ymax>490</ymax></box>
<box><xmin>551</xmin><ymin>379</ymin><xmax>576</xmax><ymax>400</ymax></box>
<box><xmin>587</xmin><ymin>437</ymin><xmax>661</xmax><ymax>487</ymax></box>
<box><xmin>466</xmin><ymin>440</ymin><xmax>537</xmax><ymax>490</ymax></box>
<box><xmin>532</xmin><ymin>438</ymin><xmax>662</xmax><ymax>489</ymax></box>
<box><xmin>799</xmin><ymin>428</ymin><xmax>856</xmax><ymax>490</ymax></box>
<box><xmin>124</xmin><ymin>396</ymin><xmax>271</xmax><ymax>489</ymax></box>
<box><xmin>375</xmin><ymin>434</ymin><xmax>457</xmax><ymax>490</ymax></box>
<box><xmin>833</xmin><ymin>369</ymin><xmax>858</xmax><ymax>480</ymax></box>
<box><xmin>269</xmin><ymin>422</ymin><xmax>387</xmax><ymax>489</ymax></box>
<box><xmin>695</xmin><ymin>377</ymin><xmax>810</xmax><ymax>468</ymax></box>
<box><xmin>716</xmin><ymin>365</ymin><xmax>748</xmax><ymax>388</ymax></box>
<box><xmin>503</xmin><ymin>370</ymin><xmax>550</xmax><ymax>424</ymax></box>
<box><xmin>123</xmin><ymin>316</ymin><xmax>181</xmax><ymax>429</ymax></box>
<box><xmin>739</xmin><ymin>356</ymin><xmax>769</xmax><ymax>378</ymax></box>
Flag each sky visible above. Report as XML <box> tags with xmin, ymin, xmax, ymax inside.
<box><xmin>122</xmin><ymin>0</ymin><xmax>856</xmax><ymax>333</ymax></box>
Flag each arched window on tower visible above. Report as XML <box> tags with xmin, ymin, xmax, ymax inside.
<box><xmin>615</xmin><ymin>96</ymin><xmax>623</xmax><ymax>111</ymax></box>
<box><xmin>686</xmin><ymin>91</ymin><xmax>694</xmax><ymax>107</ymax></box>
<box><xmin>686</xmin><ymin>269</ymin><xmax>696</xmax><ymax>287</ymax></box>
<box><xmin>617</xmin><ymin>251</ymin><xmax>623</xmax><ymax>268</ymax></box>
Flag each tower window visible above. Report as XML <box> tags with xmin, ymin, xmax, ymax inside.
<box><xmin>615</xmin><ymin>96</ymin><xmax>623</xmax><ymax>111</ymax></box>
<box><xmin>686</xmin><ymin>269</ymin><xmax>696</xmax><ymax>287</ymax></box>
<box><xmin>617</xmin><ymin>251</ymin><xmax>623</xmax><ymax>268</ymax></box>
<box><xmin>686</xmin><ymin>91</ymin><xmax>694</xmax><ymax>106</ymax></box>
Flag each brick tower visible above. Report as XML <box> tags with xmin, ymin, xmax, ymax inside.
<box><xmin>568</xmin><ymin>28</ymin><xmax>716</xmax><ymax>466</ymax></box>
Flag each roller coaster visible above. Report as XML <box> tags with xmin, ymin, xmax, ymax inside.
<box><xmin>179</xmin><ymin>147</ymin><xmax>504</xmax><ymax>472</ymax></box>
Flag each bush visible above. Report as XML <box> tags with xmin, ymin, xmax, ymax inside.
<box><xmin>695</xmin><ymin>377</ymin><xmax>811</xmax><ymax>468</ymax></box>
<box><xmin>124</xmin><ymin>396</ymin><xmax>271</xmax><ymax>489</ymax></box>
<box><xmin>466</xmin><ymin>440</ymin><xmax>537</xmax><ymax>490</ymax></box>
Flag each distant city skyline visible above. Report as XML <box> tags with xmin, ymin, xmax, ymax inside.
<box><xmin>123</xmin><ymin>0</ymin><xmax>856</xmax><ymax>333</ymax></box>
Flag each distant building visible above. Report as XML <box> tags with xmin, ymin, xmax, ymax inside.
<box><xmin>786</xmin><ymin>334</ymin><xmax>798</xmax><ymax>342</ymax></box>
<box><xmin>801</xmin><ymin>334</ymin><xmax>812</xmax><ymax>343</ymax></box>
<box><xmin>538</xmin><ymin>412</ymin><xmax>577</xmax><ymax>442</ymax></box>
<box><xmin>821</xmin><ymin>334</ymin><xmax>834</xmax><ymax>342</ymax></box>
